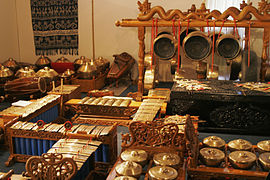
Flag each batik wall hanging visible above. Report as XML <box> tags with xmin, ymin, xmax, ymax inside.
<box><xmin>30</xmin><ymin>0</ymin><xmax>78</xmax><ymax>55</ymax></box>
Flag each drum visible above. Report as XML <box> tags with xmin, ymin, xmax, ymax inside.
<box><xmin>4</xmin><ymin>77</ymin><xmax>47</xmax><ymax>96</ymax></box>
<box><xmin>183</xmin><ymin>31</ymin><xmax>212</xmax><ymax>61</ymax></box>
<box><xmin>216</xmin><ymin>34</ymin><xmax>241</xmax><ymax>60</ymax></box>
<box><xmin>153</xmin><ymin>32</ymin><xmax>177</xmax><ymax>60</ymax></box>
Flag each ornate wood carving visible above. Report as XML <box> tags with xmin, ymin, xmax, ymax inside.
<box><xmin>137</xmin><ymin>26</ymin><xmax>145</xmax><ymax>99</ymax></box>
<box><xmin>122</xmin><ymin>120</ymin><xmax>184</xmax><ymax>149</ymax></box>
<box><xmin>261</xmin><ymin>27</ymin><xmax>270</xmax><ymax>81</ymax></box>
<box><xmin>258</xmin><ymin>0</ymin><xmax>270</xmax><ymax>14</ymax></box>
<box><xmin>137</xmin><ymin>3</ymin><xmax>270</xmax><ymax>21</ymax></box>
<box><xmin>138</xmin><ymin>0</ymin><xmax>151</xmax><ymax>15</ymax></box>
<box><xmin>25</xmin><ymin>153</ymin><xmax>77</xmax><ymax>180</ymax></box>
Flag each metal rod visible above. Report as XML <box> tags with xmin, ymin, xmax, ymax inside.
<box><xmin>116</xmin><ymin>19</ymin><xmax>270</xmax><ymax>28</ymax></box>
<box><xmin>91</xmin><ymin>0</ymin><xmax>96</xmax><ymax>60</ymax></box>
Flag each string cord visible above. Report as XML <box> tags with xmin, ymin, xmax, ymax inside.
<box><xmin>177</xmin><ymin>20</ymin><xmax>182</xmax><ymax>72</ymax></box>
<box><xmin>211</xmin><ymin>20</ymin><xmax>216</xmax><ymax>72</ymax></box>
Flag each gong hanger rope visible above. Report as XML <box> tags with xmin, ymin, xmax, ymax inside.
<box><xmin>154</xmin><ymin>18</ymin><xmax>158</xmax><ymax>67</ymax></box>
<box><xmin>186</xmin><ymin>19</ymin><xmax>190</xmax><ymax>36</ymax></box>
<box><xmin>178</xmin><ymin>20</ymin><xmax>182</xmax><ymax>73</ymax></box>
<box><xmin>248</xmin><ymin>20</ymin><xmax>251</xmax><ymax>67</ymax></box>
<box><xmin>218</xmin><ymin>20</ymin><xmax>226</xmax><ymax>39</ymax></box>
<box><xmin>233</xmin><ymin>19</ymin><xmax>240</xmax><ymax>39</ymax></box>
<box><xmin>206</xmin><ymin>19</ymin><xmax>210</xmax><ymax>36</ymax></box>
<box><xmin>211</xmin><ymin>20</ymin><xmax>216</xmax><ymax>72</ymax></box>
<box><xmin>151</xmin><ymin>18</ymin><xmax>155</xmax><ymax>70</ymax></box>
<box><xmin>172</xmin><ymin>19</ymin><xmax>176</xmax><ymax>37</ymax></box>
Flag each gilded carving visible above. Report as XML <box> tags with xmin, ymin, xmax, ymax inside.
<box><xmin>137</xmin><ymin>4</ymin><xmax>270</xmax><ymax>21</ymax></box>
<box><xmin>25</xmin><ymin>153</ymin><xmax>77</xmax><ymax>180</ymax></box>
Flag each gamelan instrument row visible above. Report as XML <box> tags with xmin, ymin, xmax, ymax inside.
<box><xmin>6</xmin><ymin>120</ymin><xmax>117</xmax><ymax>167</ymax></box>
<box><xmin>46</xmin><ymin>138</ymin><xmax>102</xmax><ymax>180</ymax></box>
<box><xmin>0</xmin><ymin>94</ymin><xmax>60</xmax><ymax>123</ymax></box>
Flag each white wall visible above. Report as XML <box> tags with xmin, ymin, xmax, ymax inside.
<box><xmin>2</xmin><ymin>0</ymin><xmax>203</xmax><ymax>64</ymax></box>
<box><xmin>0</xmin><ymin>0</ymin><xmax>19</xmax><ymax>62</ymax></box>
<box><xmin>0</xmin><ymin>0</ymin><xmax>266</xmax><ymax>64</ymax></box>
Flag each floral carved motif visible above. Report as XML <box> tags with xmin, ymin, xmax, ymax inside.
<box><xmin>25</xmin><ymin>153</ymin><xmax>77</xmax><ymax>180</ymax></box>
<box><xmin>137</xmin><ymin>3</ymin><xmax>270</xmax><ymax>21</ymax></box>
<box><xmin>122</xmin><ymin>120</ymin><xmax>181</xmax><ymax>148</ymax></box>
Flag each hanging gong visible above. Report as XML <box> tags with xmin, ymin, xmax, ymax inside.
<box><xmin>183</xmin><ymin>31</ymin><xmax>212</xmax><ymax>61</ymax></box>
<box><xmin>153</xmin><ymin>32</ymin><xmax>177</xmax><ymax>60</ymax></box>
<box><xmin>216</xmin><ymin>34</ymin><xmax>241</xmax><ymax>60</ymax></box>
<box><xmin>180</xmin><ymin>27</ymin><xmax>199</xmax><ymax>46</ymax></box>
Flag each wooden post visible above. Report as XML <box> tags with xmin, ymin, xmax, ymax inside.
<box><xmin>261</xmin><ymin>27</ymin><xmax>270</xmax><ymax>81</ymax></box>
<box><xmin>138</xmin><ymin>26</ymin><xmax>145</xmax><ymax>98</ymax></box>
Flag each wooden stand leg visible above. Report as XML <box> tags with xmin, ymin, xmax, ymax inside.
<box><xmin>5</xmin><ymin>155</ymin><xmax>15</xmax><ymax>167</ymax></box>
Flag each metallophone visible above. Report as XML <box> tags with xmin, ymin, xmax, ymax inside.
<box><xmin>65</xmin><ymin>94</ymin><xmax>168</xmax><ymax>127</ymax></box>
<box><xmin>0</xmin><ymin>94</ymin><xmax>60</xmax><ymax>124</ymax></box>
<box><xmin>6</xmin><ymin>120</ymin><xmax>117</xmax><ymax>170</ymax></box>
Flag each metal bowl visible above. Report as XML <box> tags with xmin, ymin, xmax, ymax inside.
<box><xmin>148</xmin><ymin>166</ymin><xmax>178</xmax><ymax>180</ymax></box>
<box><xmin>259</xmin><ymin>152</ymin><xmax>270</xmax><ymax>171</ymax></box>
<box><xmin>74</xmin><ymin>56</ymin><xmax>90</xmax><ymax>71</ymax></box>
<box><xmin>3</xmin><ymin>58</ymin><xmax>19</xmax><ymax>72</ymax></box>
<box><xmin>113</xmin><ymin>176</ymin><xmax>136</xmax><ymax>180</ymax></box>
<box><xmin>229</xmin><ymin>151</ymin><xmax>256</xmax><ymax>169</ymax></box>
<box><xmin>55</xmin><ymin>56</ymin><xmax>70</xmax><ymax>63</ymax></box>
<box><xmin>36</xmin><ymin>67</ymin><xmax>58</xmax><ymax>80</ymax></box>
<box><xmin>0</xmin><ymin>66</ymin><xmax>14</xmax><ymax>84</ymax></box>
<box><xmin>228</xmin><ymin>139</ymin><xmax>252</xmax><ymax>152</ymax></box>
<box><xmin>121</xmin><ymin>149</ymin><xmax>148</xmax><ymax>166</ymax></box>
<box><xmin>77</xmin><ymin>60</ymin><xmax>97</xmax><ymax>79</ymax></box>
<box><xmin>15</xmin><ymin>67</ymin><xmax>36</xmax><ymax>78</ymax></box>
<box><xmin>257</xmin><ymin>140</ymin><xmax>270</xmax><ymax>153</ymax></box>
<box><xmin>199</xmin><ymin>147</ymin><xmax>225</xmax><ymax>167</ymax></box>
<box><xmin>203</xmin><ymin>136</ymin><xmax>226</xmax><ymax>149</ymax></box>
<box><xmin>153</xmin><ymin>152</ymin><xmax>180</xmax><ymax>167</ymax></box>
<box><xmin>35</xmin><ymin>55</ymin><xmax>51</xmax><ymax>69</ymax></box>
<box><xmin>115</xmin><ymin>161</ymin><xmax>142</xmax><ymax>178</ymax></box>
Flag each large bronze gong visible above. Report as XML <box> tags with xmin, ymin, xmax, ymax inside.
<box><xmin>216</xmin><ymin>34</ymin><xmax>241</xmax><ymax>60</ymax></box>
<box><xmin>183</xmin><ymin>31</ymin><xmax>212</xmax><ymax>61</ymax></box>
<box><xmin>153</xmin><ymin>32</ymin><xmax>177</xmax><ymax>60</ymax></box>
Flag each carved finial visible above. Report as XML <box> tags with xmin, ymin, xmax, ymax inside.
<box><xmin>258</xmin><ymin>0</ymin><xmax>270</xmax><ymax>14</ymax></box>
<box><xmin>196</xmin><ymin>3</ymin><xmax>210</xmax><ymax>14</ymax></box>
<box><xmin>188</xmin><ymin>4</ymin><xmax>196</xmax><ymax>13</ymax></box>
<box><xmin>240</xmin><ymin>1</ymin><xmax>247</xmax><ymax>10</ymax></box>
<box><xmin>138</xmin><ymin>0</ymin><xmax>151</xmax><ymax>15</ymax></box>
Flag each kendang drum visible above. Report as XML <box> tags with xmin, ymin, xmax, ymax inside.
<box><xmin>183</xmin><ymin>31</ymin><xmax>212</xmax><ymax>61</ymax></box>
<box><xmin>4</xmin><ymin>77</ymin><xmax>47</xmax><ymax>97</ymax></box>
<box><xmin>153</xmin><ymin>32</ymin><xmax>177</xmax><ymax>60</ymax></box>
<box><xmin>216</xmin><ymin>34</ymin><xmax>241</xmax><ymax>60</ymax></box>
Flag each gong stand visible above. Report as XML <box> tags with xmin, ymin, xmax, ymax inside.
<box><xmin>115</xmin><ymin>0</ymin><xmax>270</xmax><ymax>100</ymax></box>
<box><xmin>106</xmin><ymin>115</ymin><xmax>196</xmax><ymax>180</ymax></box>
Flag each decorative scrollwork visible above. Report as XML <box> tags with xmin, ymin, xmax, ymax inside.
<box><xmin>25</xmin><ymin>153</ymin><xmax>77</xmax><ymax>180</ymax></box>
<box><xmin>137</xmin><ymin>3</ymin><xmax>270</xmax><ymax>21</ymax></box>
<box><xmin>138</xmin><ymin>0</ymin><xmax>151</xmax><ymax>15</ymax></box>
<box><xmin>258</xmin><ymin>0</ymin><xmax>270</xmax><ymax>14</ymax></box>
<box><xmin>122</xmin><ymin>121</ymin><xmax>180</xmax><ymax>148</ymax></box>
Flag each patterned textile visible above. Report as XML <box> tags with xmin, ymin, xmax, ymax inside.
<box><xmin>30</xmin><ymin>0</ymin><xmax>78</xmax><ymax>55</ymax></box>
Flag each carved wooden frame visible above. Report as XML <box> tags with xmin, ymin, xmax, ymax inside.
<box><xmin>116</xmin><ymin>0</ymin><xmax>270</xmax><ymax>98</ymax></box>
<box><xmin>25</xmin><ymin>153</ymin><xmax>77</xmax><ymax>180</ymax></box>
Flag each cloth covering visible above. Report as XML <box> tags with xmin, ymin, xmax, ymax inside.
<box><xmin>30</xmin><ymin>0</ymin><xmax>78</xmax><ymax>55</ymax></box>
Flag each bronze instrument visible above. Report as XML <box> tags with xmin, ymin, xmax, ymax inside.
<box><xmin>121</xmin><ymin>149</ymin><xmax>148</xmax><ymax>166</ymax></box>
<box><xmin>228</xmin><ymin>139</ymin><xmax>252</xmax><ymax>152</ymax></box>
<box><xmin>115</xmin><ymin>161</ymin><xmax>142</xmax><ymax>178</ymax></box>
<box><xmin>199</xmin><ymin>147</ymin><xmax>225</xmax><ymax>167</ymax></box>
<box><xmin>259</xmin><ymin>152</ymin><xmax>270</xmax><ymax>171</ymax></box>
<box><xmin>153</xmin><ymin>152</ymin><xmax>180</xmax><ymax>167</ymax></box>
<box><xmin>203</xmin><ymin>136</ymin><xmax>226</xmax><ymax>149</ymax></box>
<box><xmin>229</xmin><ymin>151</ymin><xmax>256</xmax><ymax>169</ymax></box>
<box><xmin>148</xmin><ymin>166</ymin><xmax>178</xmax><ymax>180</ymax></box>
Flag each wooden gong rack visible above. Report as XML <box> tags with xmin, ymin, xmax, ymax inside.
<box><xmin>115</xmin><ymin>0</ymin><xmax>270</xmax><ymax>99</ymax></box>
